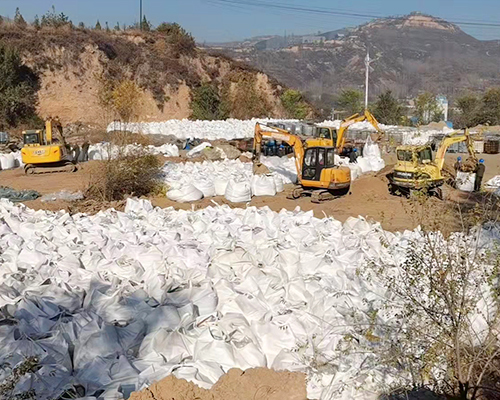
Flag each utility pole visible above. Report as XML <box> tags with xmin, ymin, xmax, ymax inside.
<box><xmin>140</xmin><ymin>0</ymin><xmax>143</xmax><ymax>30</ymax></box>
<box><xmin>364</xmin><ymin>50</ymin><xmax>371</xmax><ymax>110</ymax></box>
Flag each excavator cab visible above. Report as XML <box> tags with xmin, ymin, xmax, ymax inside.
<box><xmin>23</xmin><ymin>130</ymin><xmax>43</xmax><ymax>145</ymax></box>
<box><xmin>302</xmin><ymin>147</ymin><xmax>337</xmax><ymax>181</ymax></box>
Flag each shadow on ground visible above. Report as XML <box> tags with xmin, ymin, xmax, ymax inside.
<box><xmin>379</xmin><ymin>388</ymin><xmax>446</xmax><ymax>400</ymax></box>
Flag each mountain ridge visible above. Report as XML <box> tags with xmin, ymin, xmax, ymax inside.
<box><xmin>209</xmin><ymin>13</ymin><xmax>500</xmax><ymax>110</ymax></box>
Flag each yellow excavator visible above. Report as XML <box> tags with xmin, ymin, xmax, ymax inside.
<box><xmin>307</xmin><ymin>110</ymin><xmax>384</xmax><ymax>154</ymax></box>
<box><xmin>254</xmin><ymin>123</ymin><xmax>351</xmax><ymax>202</ymax></box>
<box><xmin>21</xmin><ymin>118</ymin><xmax>77</xmax><ymax>174</ymax></box>
<box><xmin>387</xmin><ymin>129</ymin><xmax>477</xmax><ymax>199</ymax></box>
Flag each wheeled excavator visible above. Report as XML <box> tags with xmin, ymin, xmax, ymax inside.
<box><xmin>387</xmin><ymin>129</ymin><xmax>477</xmax><ymax>199</ymax></box>
<box><xmin>253</xmin><ymin>123</ymin><xmax>351</xmax><ymax>203</ymax></box>
<box><xmin>307</xmin><ymin>110</ymin><xmax>384</xmax><ymax>154</ymax></box>
<box><xmin>21</xmin><ymin>118</ymin><xmax>77</xmax><ymax>174</ymax></box>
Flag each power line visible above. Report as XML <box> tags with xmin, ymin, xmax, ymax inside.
<box><xmin>206</xmin><ymin>0</ymin><xmax>500</xmax><ymax>30</ymax></box>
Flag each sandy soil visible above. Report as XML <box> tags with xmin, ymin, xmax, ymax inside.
<box><xmin>129</xmin><ymin>368</ymin><xmax>306</xmax><ymax>400</ymax></box>
<box><xmin>0</xmin><ymin>152</ymin><xmax>498</xmax><ymax>232</ymax></box>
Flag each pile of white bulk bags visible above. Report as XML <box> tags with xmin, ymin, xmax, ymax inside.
<box><xmin>88</xmin><ymin>142</ymin><xmax>179</xmax><ymax>161</ymax></box>
<box><xmin>0</xmin><ymin>198</ymin><xmax>495</xmax><ymax>400</ymax></box>
<box><xmin>107</xmin><ymin>118</ymin><xmax>300</xmax><ymax>140</ymax></box>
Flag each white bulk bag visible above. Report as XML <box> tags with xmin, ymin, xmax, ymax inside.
<box><xmin>13</xmin><ymin>152</ymin><xmax>23</xmax><ymax>167</ymax></box>
<box><xmin>0</xmin><ymin>153</ymin><xmax>15</xmax><ymax>170</ymax></box>
<box><xmin>356</xmin><ymin>157</ymin><xmax>372</xmax><ymax>173</ymax></box>
<box><xmin>251</xmin><ymin>175</ymin><xmax>277</xmax><ymax>197</ymax></box>
<box><xmin>167</xmin><ymin>184</ymin><xmax>204</xmax><ymax>202</ymax></box>
<box><xmin>214</xmin><ymin>177</ymin><xmax>229</xmax><ymax>196</ymax></box>
<box><xmin>187</xmin><ymin>142</ymin><xmax>211</xmax><ymax>158</ymax></box>
<box><xmin>348</xmin><ymin>164</ymin><xmax>362</xmax><ymax>180</ymax></box>
<box><xmin>225</xmin><ymin>179</ymin><xmax>251</xmax><ymax>203</ymax></box>
<box><xmin>369</xmin><ymin>157</ymin><xmax>385</xmax><ymax>172</ymax></box>
<box><xmin>363</xmin><ymin>139</ymin><xmax>382</xmax><ymax>158</ymax></box>
<box><xmin>193</xmin><ymin>179</ymin><xmax>216</xmax><ymax>198</ymax></box>
<box><xmin>273</xmin><ymin>175</ymin><xmax>284</xmax><ymax>193</ymax></box>
<box><xmin>456</xmin><ymin>171</ymin><xmax>475</xmax><ymax>192</ymax></box>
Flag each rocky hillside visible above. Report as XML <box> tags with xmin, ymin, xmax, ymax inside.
<box><xmin>214</xmin><ymin>13</ymin><xmax>500</xmax><ymax>108</ymax></box>
<box><xmin>0</xmin><ymin>24</ymin><xmax>296</xmax><ymax>125</ymax></box>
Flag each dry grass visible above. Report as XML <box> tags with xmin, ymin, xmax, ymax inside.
<box><xmin>85</xmin><ymin>148</ymin><xmax>162</xmax><ymax>202</ymax></box>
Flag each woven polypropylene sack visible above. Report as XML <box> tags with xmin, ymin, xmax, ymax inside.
<box><xmin>167</xmin><ymin>184</ymin><xmax>204</xmax><ymax>202</ymax></box>
<box><xmin>225</xmin><ymin>179</ymin><xmax>251</xmax><ymax>202</ymax></box>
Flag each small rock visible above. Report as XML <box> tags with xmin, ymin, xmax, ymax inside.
<box><xmin>215</xmin><ymin>144</ymin><xmax>241</xmax><ymax>160</ymax></box>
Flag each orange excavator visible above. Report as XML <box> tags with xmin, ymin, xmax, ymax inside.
<box><xmin>253</xmin><ymin>123</ymin><xmax>351</xmax><ymax>202</ymax></box>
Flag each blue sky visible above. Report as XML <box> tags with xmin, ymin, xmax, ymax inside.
<box><xmin>1</xmin><ymin>0</ymin><xmax>500</xmax><ymax>42</ymax></box>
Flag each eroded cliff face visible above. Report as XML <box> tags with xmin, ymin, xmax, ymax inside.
<box><xmin>1</xmin><ymin>26</ymin><xmax>290</xmax><ymax>125</ymax></box>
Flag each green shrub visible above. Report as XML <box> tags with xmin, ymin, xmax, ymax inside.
<box><xmin>0</xmin><ymin>45</ymin><xmax>39</xmax><ymax>129</ymax></box>
<box><xmin>40</xmin><ymin>6</ymin><xmax>71</xmax><ymax>28</ymax></box>
<box><xmin>281</xmin><ymin>89</ymin><xmax>309</xmax><ymax>119</ymax></box>
<box><xmin>156</xmin><ymin>22</ymin><xmax>195</xmax><ymax>52</ymax></box>
<box><xmin>190</xmin><ymin>83</ymin><xmax>228</xmax><ymax>120</ymax></box>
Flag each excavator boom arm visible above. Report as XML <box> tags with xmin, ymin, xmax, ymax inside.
<box><xmin>254</xmin><ymin>123</ymin><xmax>305</xmax><ymax>180</ymax></box>
<box><xmin>435</xmin><ymin>129</ymin><xmax>475</xmax><ymax>171</ymax></box>
<box><xmin>336</xmin><ymin>110</ymin><xmax>384</xmax><ymax>151</ymax></box>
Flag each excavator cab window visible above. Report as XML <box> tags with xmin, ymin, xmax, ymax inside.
<box><xmin>326</xmin><ymin>149</ymin><xmax>336</xmax><ymax>166</ymax></box>
<box><xmin>303</xmin><ymin>148</ymin><xmax>329</xmax><ymax>181</ymax></box>
<box><xmin>397</xmin><ymin>150</ymin><xmax>412</xmax><ymax>162</ymax></box>
<box><xmin>23</xmin><ymin>132</ymin><xmax>40</xmax><ymax>145</ymax></box>
<box><xmin>317</xmin><ymin>128</ymin><xmax>331</xmax><ymax>140</ymax></box>
<box><xmin>418</xmin><ymin>148</ymin><xmax>433</xmax><ymax>163</ymax></box>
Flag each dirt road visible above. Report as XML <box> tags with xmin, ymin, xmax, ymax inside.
<box><xmin>0</xmin><ymin>153</ymin><xmax>497</xmax><ymax>232</ymax></box>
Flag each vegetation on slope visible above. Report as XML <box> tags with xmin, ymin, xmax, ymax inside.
<box><xmin>0</xmin><ymin>6</ymin><xmax>313</xmax><ymax>126</ymax></box>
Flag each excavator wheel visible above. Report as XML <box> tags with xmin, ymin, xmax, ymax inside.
<box><xmin>286</xmin><ymin>186</ymin><xmax>304</xmax><ymax>200</ymax></box>
<box><xmin>24</xmin><ymin>164</ymin><xmax>35</xmax><ymax>175</ymax></box>
<box><xmin>311</xmin><ymin>190</ymin><xmax>336</xmax><ymax>203</ymax></box>
<box><xmin>430</xmin><ymin>187</ymin><xmax>444</xmax><ymax>201</ymax></box>
<box><xmin>65</xmin><ymin>162</ymin><xmax>78</xmax><ymax>173</ymax></box>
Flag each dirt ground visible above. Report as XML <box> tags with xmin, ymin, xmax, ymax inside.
<box><xmin>129</xmin><ymin>368</ymin><xmax>306</xmax><ymax>400</ymax></box>
<box><xmin>0</xmin><ymin>152</ymin><xmax>498</xmax><ymax>232</ymax></box>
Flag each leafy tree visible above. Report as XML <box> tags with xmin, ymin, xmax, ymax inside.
<box><xmin>78</xmin><ymin>21</ymin><xmax>85</xmax><ymax>29</ymax></box>
<box><xmin>141</xmin><ymin>15</ymin><xmax>151</xmax><ymax>31</ymax></box>
<box><xmin>477</xmin><ymin>87</ymin><xmax>500</xmax><ymax>126</ymax></box>
<box><xmin>415</xmin><ymin>92</ymin><xmax>441</xmax><ymax>124</ymax></box>
<box><xmin>372</xmin><ymin>90</ymin><xmax>404</xmax><ymax>125</ymax></box>
<box><xmin>114</xmin><ymin>22</ymin><xmax>121</xmax><ymax>31</ymax></box>
<box><xmin>14</xmin><ymin>8</ymin><xmax>27</xmax><ymax>27</ymax></box>
<box><xmin>0</xmin><ymin>45</ymin><xmax>39</xmax><ymax>128</ymax></box>
<box><xmin>190</xmin><ymin>83</ymin><xmax>228</xmax><ymax>120</ymax></box>
<box><xmin>112</xmin><ymin>79</ymin><xmax>141</xmax><ymax>122</ymax></box>
<box><xmin>337</xmin><ymin>89</ymin><xmax>363</xmax><ymax>115</ymax></box>
<box><xmin>454</xmin><ymin>93</ymin><xmax>481</xmax><ymax>128</ymax></box>
<box><xmin>95</xmin><ymin>20</ymin><xmax>102</xmax><ymax>30</ymax></box>
<box><xmin>105</xmin><ymin>21</ymin><xmax>110</xmax><ymax>32</ymax></box>
<box><xmin>33</xmin><ymin>15</ymin><xmax>40</xmax><ymax>29</ymax></box>
<box><xmin>280</xmin><ymin>89</ymin><xmax>309</xmax><ymax>119</ymax></box>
